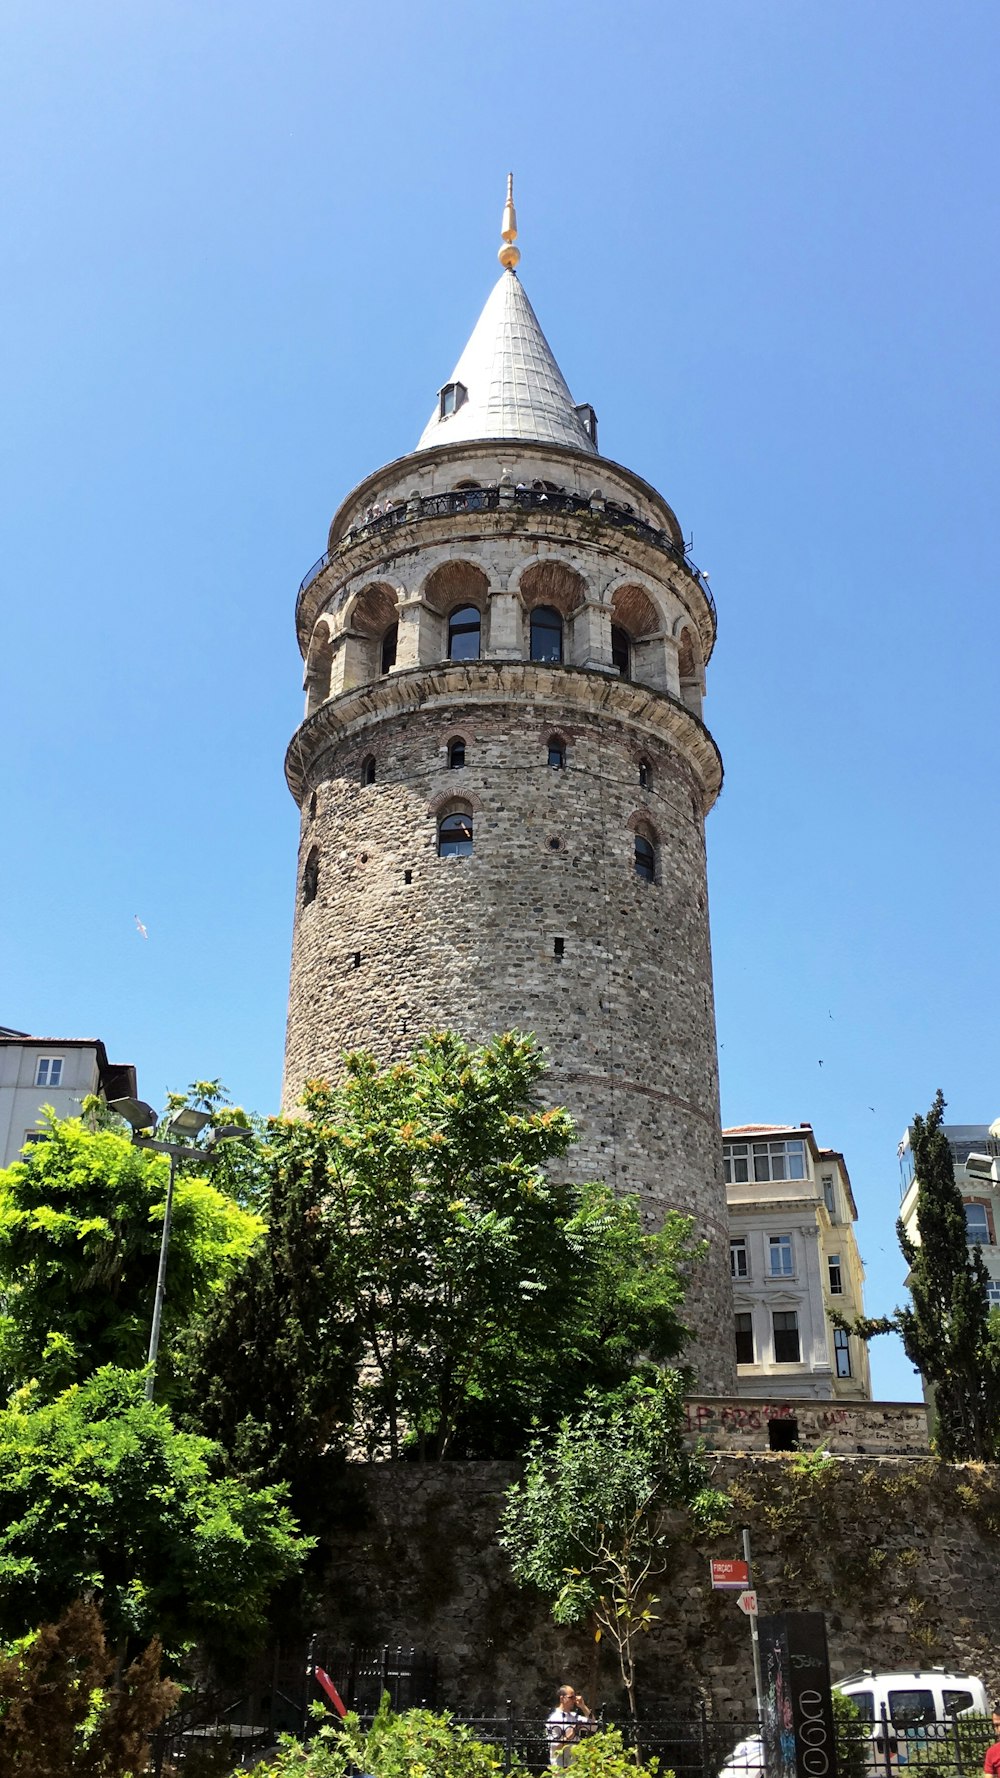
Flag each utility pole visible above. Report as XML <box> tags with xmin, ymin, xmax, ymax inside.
<box><xmin>743</xmin><ymin>1526</ymin><xmax>765</xmax><ymax>1727</ymax></box>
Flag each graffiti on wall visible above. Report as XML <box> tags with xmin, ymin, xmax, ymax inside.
<box><xmin>683</xmin><ymin>1400</ymin><xmax>851</xmax><ymax>1437</ymax></box>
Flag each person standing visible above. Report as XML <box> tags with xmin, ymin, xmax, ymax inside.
<box><xmin>546</xmin><ymin>1685</ymin><xmax>595</xmax><ymax>1769</ymax></box>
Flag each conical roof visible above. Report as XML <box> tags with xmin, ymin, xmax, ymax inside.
<box><xmin>415</xmin><ymin>269</ymin><xmax>597</xmax><ymax>456</ymax></box>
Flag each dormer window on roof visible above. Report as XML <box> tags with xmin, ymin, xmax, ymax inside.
<box><xmin>439</xmin><ymin>382</ymin><xmax>467</xmax><ymax>420</ymax></box>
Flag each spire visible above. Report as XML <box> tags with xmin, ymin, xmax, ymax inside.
<box><xmin>415</xmin><ymin>178</ymin><xmax>597</xmax><ymax>456</ymax></box>
<box><xmin>499</xmin><ymin>172</ymin><xmax>520</xmax><ymax>271</ymax></box>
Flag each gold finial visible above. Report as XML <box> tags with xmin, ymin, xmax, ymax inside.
<box><xmin>498</xmin><ymin>172</ymin><xmax>520</xmax><ymax>271</ymax></box>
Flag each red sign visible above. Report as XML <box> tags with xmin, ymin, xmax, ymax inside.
<box><xmin>710</xmin><ymin>1558</ymin><xmax>750</xmax><ymax>1590</ymax></box>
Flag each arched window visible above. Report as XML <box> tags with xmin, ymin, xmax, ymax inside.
<box><xmin>638</xmin><ymin>759</ymin><xmax>651</xmax><ymax>789</ymax></box>
<box><xmin>448</xmin><ymin>605</ymin><xmax>481</xmax><ymax>661</ymax></box>
<box><xmin>380</xmin><ymin>623</ymin><xmax>398</xmax><ymax>676</ymax></box>
<box><xmin>530</xmin><ymin>605</ymin><xmax>563</xmax><ymax>664</ymax></box>
<box><xmin>634</xmin><ymin>833</ymin><xmax>656</xmax><ymax>883</ymax></box>
<box><xmin>448</xmin><ymin>738</ymin><xmax>466</xmax><ymax>769</ymax></box>
<box><xmin>308</xmin><ymin>791</ymin><xmax>318</xmax><ymax>820</ymax></box>
<box><xmin>611</xmin><ymin>624</ymin><xmax>631</xmax><ymax>679</ymax></box>
<box><xmin>547</xmin><ymin>736</ymin><xmax>566</xmax><ymax>769</ymax></box>
<box><xmin>302</xmin><ymin>848</ymin><xmax>319</xmax><ymax>905</ymax></box>
<box><xmin>438</xmin><ymin>811</ymin><xmax>474</xmax><ymax>857</ymax></box>
<box><xmin>362</xmin><ymin>756</ymin><xmax>376</xmax><ymax>786</ymax></box>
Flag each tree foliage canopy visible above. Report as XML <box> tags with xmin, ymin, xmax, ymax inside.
<box><xmin>202</xmin><ymin>1031</ymin><xmax>700</xmax><ymax>1463</ymax></box>
<box><xmin>896</xmin><ymin>1090</ymin><xmax>1000</xmax><ymax>1459</ymax></box>
<box><xmin>0</xmin><ymin>1367</ymin><xmax>309</xmax><ymax>1651</ymax></box>
<box><xmin>0</xmin><ymin>1116</ymin><xmax>263</xmax><ymax>1397</ymax></box>
<box><xmin>499</xmin><ymin>1373</ymin><xmax>728</xmax><ymax>1717</ymax></box>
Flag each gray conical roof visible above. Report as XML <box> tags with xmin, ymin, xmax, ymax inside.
<box><xmin>415</xmin><ymin>269</ymin><xmax>597</xmax><ymax>455</ymax></box>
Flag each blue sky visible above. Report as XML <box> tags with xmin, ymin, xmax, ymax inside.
<box><xmin>2</xmin><ymin>2</ymin><xmax>998</xmax><ymax>1400</ymax></box>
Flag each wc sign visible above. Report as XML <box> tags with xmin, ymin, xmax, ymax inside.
<box><xmin>709</xmin><ymin>1559</ymin><xmax>750</xmax><ymax>1590</ymax></box>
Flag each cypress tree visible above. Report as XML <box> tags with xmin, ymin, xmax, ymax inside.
<box><xmin>896</xmin><ymin>1090</ymin><xmax>1000</xmax><ymax>1459</ymax></box>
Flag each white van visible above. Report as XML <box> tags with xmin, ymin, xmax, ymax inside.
<box><xmin>837</xmin><ymin>1671</ymin><xmax>989</xmax><ymax>1771</ymax></box>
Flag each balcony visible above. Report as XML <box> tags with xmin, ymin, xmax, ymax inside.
<box><xmin>295</xmin><ymin>486</ymin><xmax>716</xmax><ymax>637</ymax></box>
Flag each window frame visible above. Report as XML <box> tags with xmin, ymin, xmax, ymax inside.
<box><xmin>439</xmin><ymin>381</ymin><xmax>467</xmax><ymax>419</ymax></box>
<box><xmin>833</xmin><ymin>1326</ymin><xmax>852</xmax><ymax>1377</ymax></box>
<box><xmin>964</xmin><ymin>1201</ymin><xmax>992</xmax><ymax>1246</ymax></box>
<box><xmin>447</xmin><ymin>738</ymin><xmax>466</xmax><ymax>770</ymax></box>
<box><xmin>611</xmin><ymin>623</ymin><xmax>631</xmax><ymax>679</ymax></box>
<box><xmin>772</xmin><ymin>1309</ymin><xmax>801</xmax><ymax>1364</ymax></box>
<box><xmin>735</xmin><ymin>1312</ymin><xmax>754</xmax><ymax>1365</ymax></box>
<box><xmin>438</xmin><ymin>810</ymin><xmax>474</xmax><ymax>858</ymax></box>
<box><xmin>828</xmin><ymin>1253</ymin><xmax>844</xmax><ymax>1295</ymax></box>
<box><xmin>724</xmin><ymin>1138</ymin><xmax>808</xmax><ymax>1185</ymax></box>
<box><xmin>730</xmin><ymin>1237</ymin><xmax>749</xmax><ymax>1279</ymax></box>
<box><xmin>768</xmin><ymin>1233</ymin><xmax>794</xmax><ymax>1278</ymax></box>
<box><xmin>634</xmin><ymin>832</ymin><xmax>656</xmax><ymax>883</ymax></box>
<box><xmin>380</xmin><ymin>622</ymin><xmax>398</xmax><ymax>676</ymax></box>
<box><xmin>547</xmin><ymin>736</ymin><xmax>566</xmax><ymax>769</ymax></box>
<box><xmin>34</xmin><ymin>1057</ymin><xmax>63</xmax><ymax>1088</ymax></box>
<box><xmin>448</xmin><ymin>604</ymin><xmax>482</xmax><ymax>662</ymax></box>
<box><xmin>530</xmin><ymin>605</ymin><xmax>563</xmax><ymax>664</ymax></box>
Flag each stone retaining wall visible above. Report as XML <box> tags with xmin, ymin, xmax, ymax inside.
<box><xmin>317</xmin><ymin>1451</ymin><xmax>1000</xmax><ymax>1715</ymax></box>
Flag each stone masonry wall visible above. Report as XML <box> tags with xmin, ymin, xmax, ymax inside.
<box><xmin>684</xmin><ymin>1396</ymin><xmax>930</xmax><ymax>1456</ymax></box>
<box><xmin>283</xmin><ymin>676</ymin><xmax>734</xmax><ymax>1393</ymax></box>
<box><xmin>319</xmin><ymin>1454</ymin><xmax>1000</xmax><ymax>1716</ymax></box>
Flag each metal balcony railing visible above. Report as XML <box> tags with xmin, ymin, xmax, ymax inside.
<box><xmin>296</xmin><ymin>487</ymin><xmax>716</xmax><ymax>631</ymax></box>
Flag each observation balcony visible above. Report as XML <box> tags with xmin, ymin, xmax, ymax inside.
<box><xmin>295</xmin><ymin>486</ymin><xmax>716</xmax><ymax>648</ymax></box>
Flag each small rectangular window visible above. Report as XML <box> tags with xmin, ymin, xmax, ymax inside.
<box><xmin>735</xmin><ymin>1312</ymin><xmax>754</xmax><ymax>1365</ymax></box>
<box><xmin>35</xmin><ymin>1057</ymin><xmax>63</xmax><ymax>1088</ymax></box>
<box><xmin>822</xmin><ymin>1175</ymin><xmax>836</xmax><ymax>1216</ymax></box>
<box><xmin>773</xmin><ymin>1310</ymin><xmax>800</xmax><ymax>1363</ymax></box>
<box><xmin>730</xmin><ymin>1238</ymin><xmax>749</xmax><ymax>1278</ymax></box>
<box><xmin>828</xmin><ymin>1254</ymin><xmax>843</xmax><ymax>1295</ymax></box>
<box><xmin>768</xmin><ymin>1234</ymin><xmax>794</xmax><ymax>1277</ymax></box>
<box><xmin>834</xmin><ymin>1326</ymin><xmax>851</xmax><ymax>1376</ymax></box>
<box><xmin>723</xmin><ymin>1143</ymin><xmax>749</xmax><ymax>1184</ymax></box>
<box><xmin>965</xmin><ymin>1203</ymin><xmax>991</xmax><ymax>1246</ymax></box>
<box><xmin>553</xmin><ymin>937</ymin><xmax>565</xmax><ymax>958</ymax></box>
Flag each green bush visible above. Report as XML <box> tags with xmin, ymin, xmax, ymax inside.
<box><xmin>239</xmin><ymin>1702</ymin><xmax>668</xmax><ymax>1778</ymax></box>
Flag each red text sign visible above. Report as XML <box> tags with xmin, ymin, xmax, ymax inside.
<box><xmin>710</xmin><ymin>1559</ymin><xmax>750</xmax><ymax>1590</ymax></box>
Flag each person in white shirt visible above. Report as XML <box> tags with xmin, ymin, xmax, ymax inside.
<box><xmin>546</xmin><ymin>1685</ymin><xmax>595</xmax><ymax>1769</ymax></box>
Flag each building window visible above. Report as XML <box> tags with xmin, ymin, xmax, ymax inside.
<box><xmin>448</xmin><ymin>738</ymin><xmax>466</xmax><ymax>769</ymax></box>
<box><xmin>735</xmin><ymin>1313</ymin><xmax>754</xmax><ymax>1365</ymax></box>
<box><xmin>547</xmin><ymin>737</ymin><xmax>566</xmax><ymax>769</ymax></box>
<box><xmin>634</xmin><ymin>833</ymin><xmax>656</xmax><ymax>883</ymax></box>
<box><xmin>448</xmin><ymin>605</ymin><xmax>481</xmax><ymax>661</ymax></box>
<box><xmin>438</xmin><ymin>811</ymin><xmax>473</xmax><ymax>857</ymax></box>
<box><xmin>439</xmin><ymin>380</ymin><xmax>467</xmax><ymax>418</ymax></box>
<box><xmin>381</xmin><ymin>623</ymin><xmax>398</xmax><ymax>676</ymax></box>
<box><xmin>530</xmin><ymin>605</ymin><xmax>563</xmax><ymax>664</ymax></box>
<box><xmin>730</xmin><ymin>1238</ymin><xmax>749</xmax><ymax>1279</ymax></box>
<box><xmin>22</xmin><ymin>1130</ymin><xmax>46</xmax><ymax>1151</ymax></box>
<box><xmin>965</xmin><ymin>1203</ymin><xmax>992</xmax><ymax>1246</ymax></box>
<box><xmin>773</xmin><ymin>1310</ymin><xmax>801</xmax><ymax>1363</ymax></box>
<box><xmin>302</xmin><ymin>848</ymin><xmax>319</xmax><ymax>905</ymax></box>
<box><xmin>834</xmin><ymin>1327</ymin><xmax>852</xmax><ymax>1378</ymax></box>
<box><xmin>611</xmin><ymin>624</ymin><xmax>631</xmax><ymax>679</ymax></box>
<box><xmin>34</xmin><ymin>1057</ymin><xmax>63</xmax><ymax>1088</ymax></box>
<box><xmin>828</xmin><ymin>1254</ymin><xmax>844</xmax><ymax>1295</ymax></box>
<box><xmin>724</xmin><ymin>1138</ymin><xmax>808</xmax><ymax>1184</ymax></box>
<box><xmin>822</xmin><ymin>1174</ymin><xmax>836</xmax><ymax>1216</ymax></box>
<box><xmin>638</xmin><ymin>759</ymin><xmax>651</xmax><ymax>789</ymax></box>
<box><xmin>361</xmin><ymin>756</ymin><xmax>376</xmax><ymax>786</ymax></box>
<box><xmin>987</xmin><ymin>1283</ymin><xmax>1000</xmax><ymax>1308</ymax></box>
<box><xmin>768</xmin><ymin>1233</ymin><xmax>794</xmax><ymax>1277</ymax></box>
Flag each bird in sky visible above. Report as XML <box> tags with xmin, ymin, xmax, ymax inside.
<box><xmin>134</xmin><ymin>915</ymin><xmax>148</xmax><ymax>940</ymax></box>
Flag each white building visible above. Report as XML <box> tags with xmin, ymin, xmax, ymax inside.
<box><xmin>0</xmin><ymin>1027</ymin><xmax>137</xmax><ymax>1168</ymax></box>
<box><xmin>723</xmin><ymin>1122</ymin><xmax>872</xmax><ymax>1401</ymax></box>
<box><xmin>898</xmin><ymin>1119</ymin><xmax>1000</xmax><ymax>1306</ymax></box>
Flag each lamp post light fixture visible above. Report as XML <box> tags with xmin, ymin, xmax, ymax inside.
<box><xmin>109</xmin><ymin>1098</ymin><xmax>253</xmax><ymax>1400</ymax></box>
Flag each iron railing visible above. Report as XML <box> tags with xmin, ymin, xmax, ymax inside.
<box><xmin>295</xmin><ymin>486</ymin><xmax>716</xmax><ymax>631</ymax></box>
<box><xmin>146</xmin><ymin>1697</ymin><xmax>995</xmax><ymax>1778</ymax></box>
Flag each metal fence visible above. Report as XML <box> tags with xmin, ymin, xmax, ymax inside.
<box><xmin>146</xmin><ymin>1695</ymin><xmax>997</xmax><ymax>1778</ymax></box>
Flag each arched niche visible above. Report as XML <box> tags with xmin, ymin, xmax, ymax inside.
<box><xmin>341</xmin><ymin>582</ymin><xmax>399</xmax><ymax>690</ymax></box>
<box><xmin>518</xmin><ymin>561</ymin><xmax>587</xmax><ymax>665</ymax></box>
<box><xmin>677</xmin><ymin>624</ymin><xmax>704</xmax><ymax>717</ymax></box>
<box><xmin>422</xmin><ymin>561</ymin><xmax>490</xmax><ymax>663</ymax></box>
<box><xmin>304</xmin><ymin>621</ymin><xmax>335</xmax><ymax>716</ymax></box>
<box><xmin>609</xmin><ymin>583</ymin><xmax>665</xmax><ymax>690</ymax></box>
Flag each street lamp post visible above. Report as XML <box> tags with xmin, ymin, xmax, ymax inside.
<box><xmin>110</xmin><ymin>1098</ymin><xmax>252</xmax><ymax>1400</ymax></box>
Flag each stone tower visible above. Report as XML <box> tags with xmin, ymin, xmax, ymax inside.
<box><xmin>283</xmin><ymin>183</ymin><xmax>735</xmax><ymax>1391</ymax></box>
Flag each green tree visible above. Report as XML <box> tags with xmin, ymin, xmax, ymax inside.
<box><xmin>834</xmin><ymin>1090</ymin><xmax>1000</xmax><ymax>1459</ymax></box>
<box><xmin>180</xmin><ymin>1121</ymin><xmax>360</xmax><ymax>1531</ymax></box>
<box><xmin>498</xmin><ymin>1373</ymin><xmax>728</xmax><ymax>1731</ymax></box>
<box><xmin>265</xmin><ymin>1031</ymin><xmax>700</xmax><ymax>1460</ymax></box>
<box><xmin>0</xmin><ymin>1367</ymin><xmax>310</xmax><ymax>1652</ymax></box>
<box><xmin>161</xmin><ymin>1079</ymin><xmax>271</xmax><ymax>1216</ymax></box>
<box><xmin>0</xmin><ymin>1116</ymin><xmax>263</xmax><ymax>1397</ymax></box>
<box><xmin>0</xmin><ymin>1599</ymin><xmax>179</xmax><ymax>1777</ymax></box>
